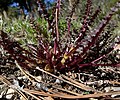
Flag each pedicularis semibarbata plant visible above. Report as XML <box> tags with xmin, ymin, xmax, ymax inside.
<box><xmin>0</xmin><ymin>0</ymin><xmax>120</xmax><ymax>73</ymax></box>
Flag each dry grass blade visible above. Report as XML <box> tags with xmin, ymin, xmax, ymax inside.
<box><xmin>53</xmin><ymin>86</ymin><xmax>82</xmax><ymax>96</ymax></box>
<box><xmin>0</xmin><ymin>75</ymin><xmax>12</xmax><ymax>85</ymax></box>
<box><xmin>9</xmin><ymin>86</ymin><xmax>28</xmax><ymax>100</ymax></box>
<box><xmin>44</xmin><ymin>96</ymin><xmax>54</xmax><ymax>100</ymax></box>
<box><xmin>61</xmin><ymin>74</ymin><xmax>95</xmax><ymax>91</ymax></box>
<box><xmin>15</xmin><ymin>61</ymin><xmax>56</xmax><ymax>97</ymax></box>
<box><xmin>108</xmin><ymin>81</ymin><xmax>120</xmax><ymax>85</ymax></box>
<box><xmin>36</xmin><ymin>67</ymin><xmax>93</xmax><ymax>91</ymax></box>
<box><xmin>24</xmin><ymin>88</ymin><xmax>72</xmax><ymax>98</ymax></box>
<box><xmin>22</xmin><ymin>70</ymin><xmax>81</xmax><ymax>96</ymax></box>
<box><xmin>15</xmin><ymin>60</ymin><xmax>34</xmax><ymax>83</ymax></box>
<box><xmin>0</xmin><ymin>75</ymin><xmax>28</xmax><ymax>100</ymax></box>
<box><xmin>0</xmin><ymin>75</ymin><xmax>44</xmax><ymax>100</ymax></box>
<box><xmin>24</xmin><ymin>68</ymin><xmax>81</xmax><ymax>96</ymax></box>
<box><xmin>24</xmin><ymin>88</ymin><xmax>120</xmax><ymax>99</ymax></box>
<box><xmin>17</xmin><ymin>65</ymin><xmax>58</xmax><ymax>95</ymax></box>
<box><xmin>21</xmin><ymin>89</ymin><xmax>44</xmax><ymax>100</ymax></box>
